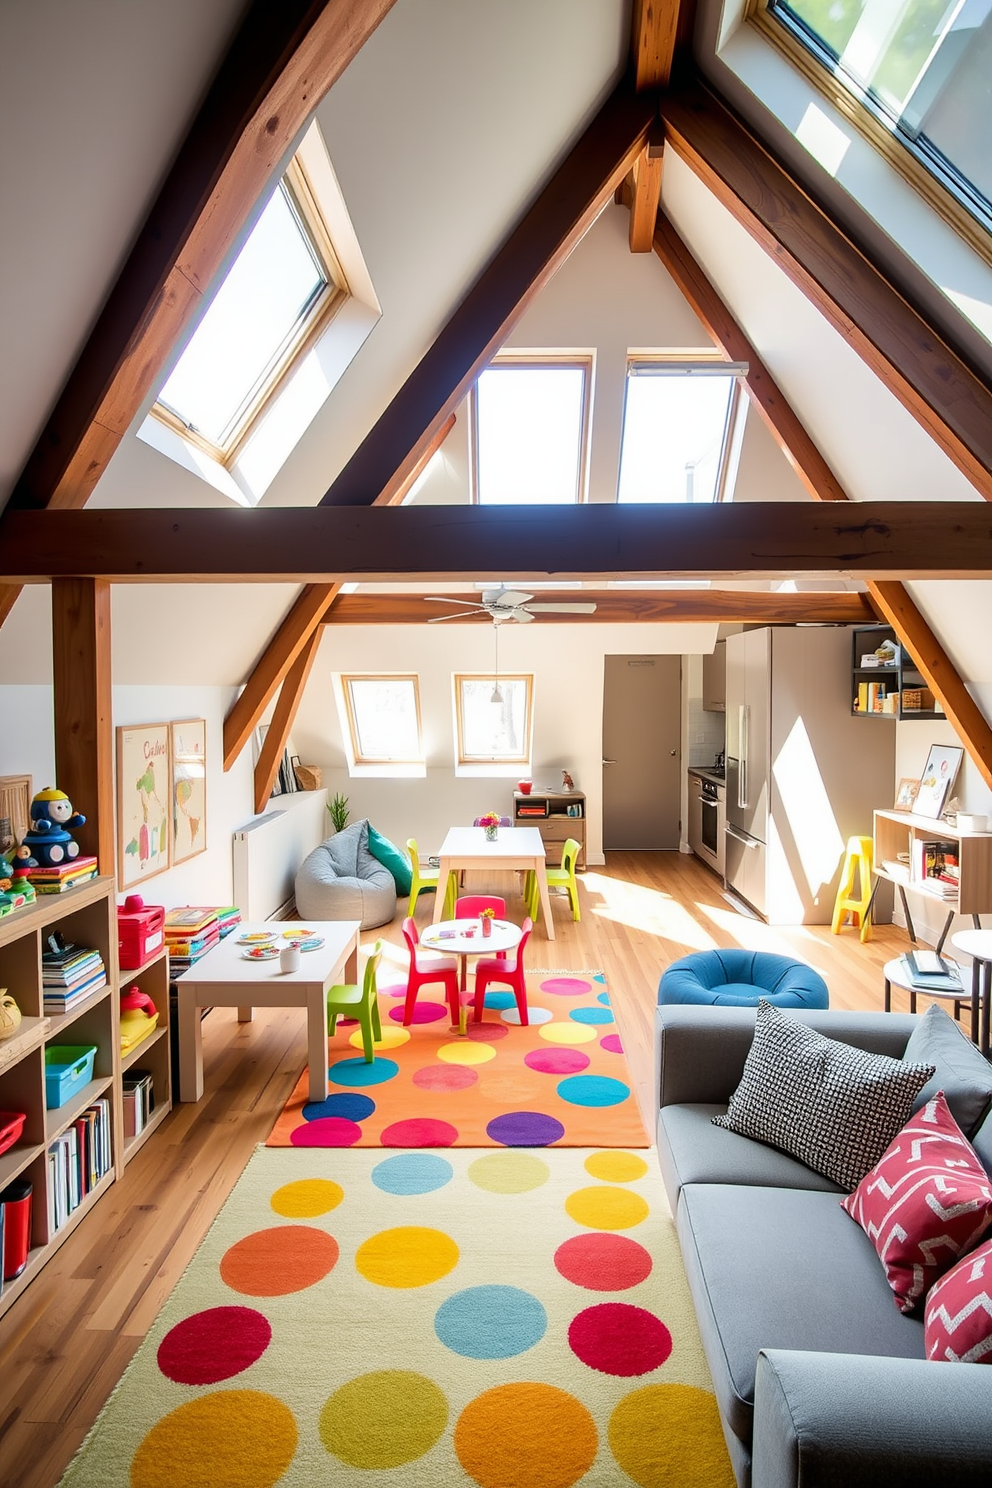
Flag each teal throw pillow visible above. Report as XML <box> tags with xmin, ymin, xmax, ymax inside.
<box><xmin>367</xmin><ymin>825</ymin><xmax>413</xmax><ymax>896</ymax></box>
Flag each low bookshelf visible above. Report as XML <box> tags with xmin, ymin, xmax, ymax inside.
<box><xmin>512</xmin><ymin>791</ymin><xmax>586</xmax><ymax>870</ymax></box>
<box><xmin>873</xmin><ymin>809</ymin><xmax>992</xmax><ymax>947</ymax></box>
<box><xmin>0</xmin><ymin>876</ymin><xmax>121</xmax><ymax>1322</ymax></box>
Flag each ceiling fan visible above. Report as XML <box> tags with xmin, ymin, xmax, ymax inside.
<box><xmin>424</xmin><ymin>588</ymin><xmax>597</xmax><ymax>624</ymax></box>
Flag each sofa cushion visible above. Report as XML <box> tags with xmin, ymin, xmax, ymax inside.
<box><xmin>657</xmin><ymin>1104</ymin><xmax>844</xmax><ymax>1213</ymax></box>
<box><xmin>367</xmin><ymin>824</ymin><xmax>413</xmax><ymax>896</ymax></box>
<box><xmin>842</xmin><ymin>1091</ymin><xmax>992</xmax><ymax>1313</ymax></box>
<box><xmin>925</xmin><ymin>1235</ymin><xmax>992</xmax><ymax>1363</ymax></box>
<box><xmin>677</xmin><ymin>1183</ymin><xmax>925</xmax><ymax>1447</ymax></box>
<box><xmin>713</xmin><ymin>1000</ymin><xmax>935</xmax><ymax>1190</ymax></box>
<box><xmin>905</xmin><ymin>1003</ymin><xmax>992</xmax><ymax>1138</ymax></box>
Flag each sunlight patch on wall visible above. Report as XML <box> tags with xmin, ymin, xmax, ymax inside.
<box><xmin>772</xmin><ymin>716</ymin><xmax>844</xmax><ymax>892</ymax></box>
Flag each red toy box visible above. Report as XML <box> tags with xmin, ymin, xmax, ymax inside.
<box><xmin>117</xmin><ymin>895</ymin><xmax>165</xmax><ymax>970</ymax></box>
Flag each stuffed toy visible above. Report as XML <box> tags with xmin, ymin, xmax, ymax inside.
<box><xmin>20</xmin><ymin>788</ymin><xmax>86</xmax><ymax>869</ymax></box>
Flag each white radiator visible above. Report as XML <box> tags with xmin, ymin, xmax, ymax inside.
<box><xmin>232</xmin><ymin>790</ymin><xmax>328</xmax><ymax>921</ymax></box>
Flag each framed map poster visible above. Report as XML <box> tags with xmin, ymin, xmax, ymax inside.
<box><xmin>117</xmin><ymin>723</ymin><xmax>171</xmax><ymax>889</ymax></box>
<box><xmin>171</xmin><ymin>718</ymin><xmax>207</xmax><ymax>864</ymax></box>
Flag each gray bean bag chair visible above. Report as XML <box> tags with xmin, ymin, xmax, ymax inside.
<box><xmin>295</xmin><ymin>818</ymin><xmax>396</xmax><ymax>930</ymax></box>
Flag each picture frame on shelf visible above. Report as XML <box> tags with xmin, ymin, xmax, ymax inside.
<box><xmin>0</xmin><ymin>774</ymin><xmax>31</xmax><ymax>857</ymax></box>
<box><xmin>893</xmin><ymin>777</ymin><xmax>921</xmax><ymax>812</ymax></box>
<box><xmin>117</xmin><ymin>723</ymin><xmax>171</xmax><ymax>888</ymax></box>
<box><xmin>914</xmin><ymin>744</ymin><xmax>964</xmax><ymax>820</ymax></box>
<box><xmin>171</xmin><ymin>719</ymin><xmax>206</xmax><ymax>865</ymax></box>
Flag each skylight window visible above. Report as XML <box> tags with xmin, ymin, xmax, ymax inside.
<box><xmin>153</xmin><ymin>156</ymin><xmax>344</xmax><ymax>461</ymax></box>
<box><xmin>617</xmin><ymin>361</ymin><xmax>739</xmax><ymax>503</ymax></box>
<box><xmin>761</xmin><ymin>0</ymin><xmax>992</xmax><ymax>233</ymax></box>
<box><xmin>454</xmin><ymin>675</ymin><xmax>533</xmax><ymax>765</ymax></box>
<box><xmin>341</xmin><ymin>675</ymin><xmax>423</xmax><ymax>765</ymax></box>
<box><xmin>471</xmin><ymin>358</ymin><xmax>591</xmax><ymax>503</ymax></box>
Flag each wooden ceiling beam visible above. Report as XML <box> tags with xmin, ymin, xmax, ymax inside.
<box><xmin>646</xmin><ymin>209</ymin><xmax>992</xmax><ymax>787</ymax></box>
<box><xmin>5</xmin><ymin>503</ymin><xmax>992</xmax><ymax>581</ymax></box>
<box><xmin>658</xmin><ymin>83</ymin><xmax>992</xmax><ymax>502</ymax></box>
<box><xmin>253</xmin><ymin>627</ymin><xmax>323</xmax><ymax>812</ymax></box>
<box><xmin>631</xmin><ymin>0</ymin><xmax>681</xmax><ymax>91</ymax></box>
<box><xmin>317</xmin><ymin>80</ymin><xmax>656</xmax><ymax>508</ymax></box>
<box><xmin>221</xmin><ymin>412</ymin><xmax>455</xmax><ymax>770</ymax></box>
<box><xmin>0</xmin><ymin>0</ymin><xmax>399</xmax><ymax>629</ymax></box>
<box><xmin>629</xmin><ymin>126</ymin><xmax>666</xmax><ymax>253</ymax></box>
<box><xmin>322</xmin><ymin>590</ymin><xmax>876</xmax><ymax>625</ymax></box>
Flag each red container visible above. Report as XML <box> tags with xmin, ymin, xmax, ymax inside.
<box><xmin>1</xmin><ymin>1176</ymin><xmax>32</xmax><ymax>1281</ymax></box>
<box><xmin>118</xmin><ymin>894</ymin><xmax>165</xmax><ymax>970</ymax></box>
<box><xmin>0</xmin><ymin>1111</ymin><xmax>26</xmax><ymax>1158</ymax></box>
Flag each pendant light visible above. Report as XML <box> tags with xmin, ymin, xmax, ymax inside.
<box><xmin>491</xmin><ymin>620</ymin><xmax>503</xmax><ymax>704</ymax></box>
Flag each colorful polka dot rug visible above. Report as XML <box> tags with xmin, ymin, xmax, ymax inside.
<box><xmin>268</xmin><ymin>971</ymin><xmax>649</xmax><ymax>1148</ymax></box>
<box><xmin>58</xmin><ymin>1146</ymin><xmax>734</xmax><ymax>1488</ymax></box>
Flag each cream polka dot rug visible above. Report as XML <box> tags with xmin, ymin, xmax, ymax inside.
<box><xmin>59</xmin><ymin>1147</ymin><xmax>734</xmax><ymax>1488</ymax></box>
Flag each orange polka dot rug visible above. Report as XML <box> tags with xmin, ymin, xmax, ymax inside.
<box><xmin>267</xmin><ymin>971</ymin><xmax>649</xmax><ymax>1148</ymax></box>
<box><xmin>58</xmin><ymin>1146</ymin><xmax>734</xmax><ymax>1488</ymax></box>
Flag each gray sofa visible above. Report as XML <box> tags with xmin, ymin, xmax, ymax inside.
<box><xmin>657</xmin><ymin>1004</ymin><xmax>992</xmax><ymax>1488</ymax></box>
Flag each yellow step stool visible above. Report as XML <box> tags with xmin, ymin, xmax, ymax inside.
<box><xmin>831</xmin><ymin>836</ymin><xmax>874</xmax><ymax>942</ymax></box>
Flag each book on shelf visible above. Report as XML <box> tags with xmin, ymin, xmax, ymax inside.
<box><xmin>48</xmin><ymin>1098</ymin><xmax>112</xmax><ymax>1232</ymax></box>
<box><xmin>25</xmin><ymin>856</ymin><xmax>99</xmax><ymax>892</ymax></box>
<box><xmin>911</xmin><ymin>840</ymin><xmax>959</xmax><ymax>898</ymax></box>
<box><xmin>123</xmin><ymin>1071</ymin><xmax>154</xmax><ymax>1139</ymax></box>
<box><xmin>164</xmin><ymin>907</ymin><xmax>220</xmax><ymax>936</ymax></box>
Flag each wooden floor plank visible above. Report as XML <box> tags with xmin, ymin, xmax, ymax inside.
<box><xmin>0</xmin><ymin>852</ymin><xmax>913</xmax><ymax>1487</ymax></box>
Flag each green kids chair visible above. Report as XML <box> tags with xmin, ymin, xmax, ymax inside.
<box><xmin>526</xmin><ymin>837</ymin><xmax>581</xmax><ymax>923</ymax></box>
<box><xmin>327</xmin><ymin>939</ymin><xmax>384</xmax><ymax>1063</ymax></box>
<box><xmin>406</xmin><ymin>839</ymin><xmax>456</xmax><ymax>919</ymax></box>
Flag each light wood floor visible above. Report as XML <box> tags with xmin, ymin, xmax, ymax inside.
<box><xmin>0</xmin><ymin>851</ymin><xmax>915</xmax><ymax>1488</ymax></box>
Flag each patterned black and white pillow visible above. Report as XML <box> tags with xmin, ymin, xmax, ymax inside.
<box><xmin>712</xmin><ymin>1001</ymin><xmax>936</xmax><ymax>1191</ymax></box>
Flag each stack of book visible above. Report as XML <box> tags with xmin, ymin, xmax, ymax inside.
<box><xmin>855</xmin><ymin>680</ymin><xmax>890</xmax><ymax>713</ymax></box>
<box><xmin>23</xmin><ymin>855</ymin><xmax>98</xmax><ymax>894</ymax></box>
<box><xmin>898</xmin><ymin>950</ymin><xmax>964</xmax><ymax>993</ymax></box>
<box><xmin>165</xmin><ymin>905</ymin><xmax>242</xmax><ymax>976</ymax></box>
<box><xmin>122</xmin><ymin>1069</ymin><xmax>154</xmax><ymax>1139</ymax></box>
<box><xmin>164</xmin><ymin>907</ymin><xmax>220</xmax><ymax>976</ymax></box>
<box><xmin>912</xmin><ymin>840</ymin><xmax>959</xmax><ymax>900</ymax></box>
<box><xmin>47</xmin><ymin>1096</ymin><xmax>112</xmax><ymax>1233</ymax></box>
<box><xmin>41</xmin><ymin>940</ymin><xmax>107</xmax><ymax>1015</ymax></box>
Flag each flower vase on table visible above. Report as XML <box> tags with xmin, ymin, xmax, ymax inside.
<box><xmin>478</xmin><ymin>812</ymin><xmax>500</xmax><ymax>843</ymax></box>
<box><xmin>481</xmin><ymin>913</ymin><xmax>492</xmax><ymax>937</ymax></box>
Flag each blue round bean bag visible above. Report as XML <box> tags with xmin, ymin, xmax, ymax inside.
<box><xmin>657</xmin><ymin>949</ymin><xmax>829</xmax><ymax>1009</ymax></box>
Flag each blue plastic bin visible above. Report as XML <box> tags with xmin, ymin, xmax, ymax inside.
<box><xmin>45</xmin><ymin>1045</ymin><xmax>97</xmax><ymax>1109</ymax></box>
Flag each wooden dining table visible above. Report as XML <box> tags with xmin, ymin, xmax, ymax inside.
<box><xmin>433</xmin><ymin>825</ymin><xmax>555</xmax><ymax>939</ymax></box>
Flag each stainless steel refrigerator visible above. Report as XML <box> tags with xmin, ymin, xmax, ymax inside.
<box><xmin>724</xmin><ymin>626</ymin><xmax>894</xmax><ymax>923</ymax></box>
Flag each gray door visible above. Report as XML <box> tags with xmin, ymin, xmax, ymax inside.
<box><xmin>602</xmin><ymin>655</ymin><xmax>682</xmax><ymax>850</ymax></box>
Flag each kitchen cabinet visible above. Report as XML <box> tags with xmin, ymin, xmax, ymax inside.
<box><xmin>702</xmin><ymin>640</ymin><xmax>726</xmax><ymax>711</ymax></box>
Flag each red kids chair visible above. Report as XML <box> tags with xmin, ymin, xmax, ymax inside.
<box><xmin>473</xmin><ymin>917</ymin><xmax>533</xmax><ymax>1026</ymax></box>
<box><xmin>401</xmin><ymin>917</ymin><xmax>460</xmax><ymax>1026</ymax></box>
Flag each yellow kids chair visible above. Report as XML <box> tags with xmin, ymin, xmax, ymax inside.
<box><xmin>526</xmin><ymin>838</ymin><xmax>581</xmax><ymax>923</ymax></box>
<box><xmin>406</xmin><ymin>839</ymin><xmax>456</xmax><ymax>918</ymax></box>
<box><xmin>327</xmin><ymin>939</ymin><xmax>384</xmax><ymax>1063</ymax></box>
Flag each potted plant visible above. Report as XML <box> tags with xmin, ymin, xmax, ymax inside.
<box><xmin>327</xmin><ymin>793</ymin><xmax>350</xmax><ymax>833</ymax></box>
<box><xmin>478</xmin><ymin>811</ymin><xmax>501</xmax><ymax>843</ymax></box>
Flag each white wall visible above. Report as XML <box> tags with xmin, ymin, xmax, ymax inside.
<box><xmin>293</xmin><ymin>621</ymin><xmax>717</xmax><ymax>864</ymax></box>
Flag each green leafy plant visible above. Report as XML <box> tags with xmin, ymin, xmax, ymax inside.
<box><xmin>327</xmin><ymin>792</ymin><xmax>350</xmax><ymax>832</ymax></box>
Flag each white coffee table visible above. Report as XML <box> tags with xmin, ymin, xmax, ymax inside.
<box><xmin>950</xmin><ymin>929</ymin><xmax>992</xmax><ymax>1056</ymax></box>
<box><xmin>177</xmin><ymin>920</ymin><xmax>360</xmax><ymax>1103</ymax></box>
<box><xmin>434</xmin><ymin>826</ymin><xmax>554</xmax><ymax>939</ymax></box>
<box><xmin>882</xmin><ymin>956</ymin><xmax>972</xmax><ymax>1034</ymax></box>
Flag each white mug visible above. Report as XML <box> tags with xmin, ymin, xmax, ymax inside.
<box><xmin>280</xmin><ymin>944</ymin><xmax>301</xmax><ymax>973</ymax></box>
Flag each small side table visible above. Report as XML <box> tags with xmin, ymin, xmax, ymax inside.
<box><xmin>882</xmin><ymin>957</ymin><xmax>971</xmax><ymax>1033</ymax></box>
<box><xmin>950</xmin><ymin>930</ymin><xmax>992</xmax><ymax>1058</ymax></box>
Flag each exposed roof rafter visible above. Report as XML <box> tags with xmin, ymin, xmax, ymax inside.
<box><xmin>321</xmin><ymin>589</ymin><xmax>877</xmax><ymax>625</ymax></box>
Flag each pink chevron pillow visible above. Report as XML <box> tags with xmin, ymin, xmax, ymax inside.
<box><xmin>925</xmin><ymin>1236</ymin><xmax>992</xmax><ymax>1363</ymax></box>
<box><xmin>842</xmin><ymin>1090</ymin><xmax>992</xmax><ymax>1313</ymax></box>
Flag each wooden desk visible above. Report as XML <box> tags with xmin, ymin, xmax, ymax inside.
<box><xmin>433</xmin><ymin>826</ymin><xmax>554</xmax><ymax>939</ymax></box>
<box><xmin>872</xmin><ymin>810</ymin><xmax>992</xmax><ymax>947</ymax></box>
<box><xmin>177</xmin><ymin>920</ymin><xmax>360</xmax><ymax>1104</ymax></box>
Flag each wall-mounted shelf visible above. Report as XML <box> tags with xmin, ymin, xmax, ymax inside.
<box><xmin>852</xmin><ymin>624</ymin><xmax>941</xmax><ymax>721</ymax></box>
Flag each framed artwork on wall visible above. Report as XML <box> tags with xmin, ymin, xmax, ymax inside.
<box><xmin>0</xmin><ymin>774</ymin><xmax>32</xmax><ymax>857</ymax></box>
<box><xmin>914</xmin><ymin>744</ymin><xmax>964</xmax><ymax>820</ymax></box>
<box><xmin>171</xmin><ymin>719</ymin><xmax>207</xmax><ymax>865</ymax></box>
<box><xmin>117</xmin><ymin>723</ymin><xmax>171</xmax><ymax>889</ymax></box>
